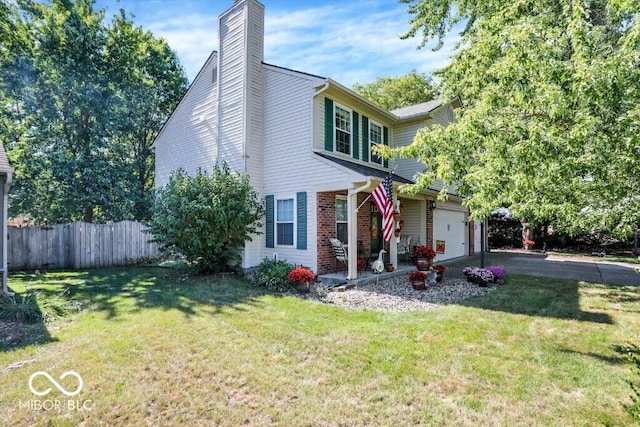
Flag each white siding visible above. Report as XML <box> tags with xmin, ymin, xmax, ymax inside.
<box><xmin>154</xmin><ymin>53</ymin><xmax>218</xmax><ymax>189</ymax></box>
<box><xmin>218</xmin><ymin>2</ymin><xmax>249</xmax><ymax>173</ymax></box>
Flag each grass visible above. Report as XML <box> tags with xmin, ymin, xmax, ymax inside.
<box><xmin>1</xmin><ymin>267</ymin><xmax>639</xmax><ymax>426</ymax></box>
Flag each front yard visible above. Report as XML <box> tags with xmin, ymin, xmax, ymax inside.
<box><xmin>1</xmin><ymin>267</ymin><xmax>639</xmax><ymax>426</ymax></box>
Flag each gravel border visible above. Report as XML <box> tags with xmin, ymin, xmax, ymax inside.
<box><xmin>296</xmin><ymin>276</ymin><xmax>498</xmax><ymax>312</ymax></box>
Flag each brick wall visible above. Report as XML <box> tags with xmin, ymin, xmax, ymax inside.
<box><xmin>316</xmin><ymin>191</ymin><xmax>373</xmax><ymax>275</ymax></box>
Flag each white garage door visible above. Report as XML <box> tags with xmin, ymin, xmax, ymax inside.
<box><xmin>433</xmin><ymin>209</ymin><xmax>467</xmax><ymax>260</ymax></box>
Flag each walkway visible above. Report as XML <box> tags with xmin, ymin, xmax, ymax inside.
<box><xmin>319</xmin><ymin>250</ymin><xmax>640</xmax><ymax>287</ymax></box>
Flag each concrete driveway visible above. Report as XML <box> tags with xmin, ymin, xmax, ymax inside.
<box><xmin>442</xmin><ymin>250</ymin><xmax>640</xmax><ymax>286</ymax></box>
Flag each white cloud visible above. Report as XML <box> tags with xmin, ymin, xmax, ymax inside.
<box><xmin>97</xmin><ymin>0</ymin><xmax>459</xmax><ymax>86</ymax></box>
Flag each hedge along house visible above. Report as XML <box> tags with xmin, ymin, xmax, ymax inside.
<box><xmin>0</xmin><ymin>142</ymin><xmax>13</xmax><ymax>295</ymax></box>
<box><xmin>152</xmin><ymin>0</ymin><xmax>480</xmax><ymax>280</ymax></box>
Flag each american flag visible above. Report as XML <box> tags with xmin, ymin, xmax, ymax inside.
<box><xmin>372</xmin><ymin>175</ymin><xmax>394</xmax><ymax>242</ymax></box>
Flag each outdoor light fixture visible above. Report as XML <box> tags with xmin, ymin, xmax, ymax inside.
<box><xmin>429</xmin><ymin>200</ymin><xmax>437</xmax><ymax>210</ymax></box>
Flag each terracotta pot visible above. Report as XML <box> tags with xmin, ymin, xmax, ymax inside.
<box><xmin>412</xmin><ymin>280</ymin><xmax>426</xmax><ymax>290</ymax></box>
<box><xmin>415</xmin><ymin>257</ymin><xmax>432</xmax><ymax>271</ymax></box>
<box><xmin>295</xmin><ymin>282</ymin><xmax>311</xmax><ymax>293</ymax></box>
<box><xmin>385</xmin><ymin>264</ymin><xmax>394</xmax><ymax>272</ymax></box>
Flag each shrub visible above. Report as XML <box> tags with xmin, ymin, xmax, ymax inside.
<box><xmin>0</xmin><ymin>290</ymin><xmax>81</xmax><ymax>323</ymax></box>
<box><xmin>253</xmin><ymin>258</ymin><xmax>294</xmax><ymax>292</ymax></box>
<box><xmin>147</xmin><ymin>163</ymin><xmax>265</xmax><ymax>273</ymax></box>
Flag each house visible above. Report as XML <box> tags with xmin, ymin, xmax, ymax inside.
<box><xmin>152</xmin><ymin>0</ymin><xmax>481</xmax><ymax>279</ymax></box>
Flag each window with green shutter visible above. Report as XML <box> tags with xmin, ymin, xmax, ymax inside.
<box><xmin>265</xmin><ymin>195</ymin><xmax>274</xmax><ymax>248</ymax></box>
<box><xmin>361</xmin><ymin>116</ymin><xmax>369</xmax><ymax>162</ymax></box>
<box><xmin>296</xmin><ymin>192</ymin><xmax>307</xmax><ymax>250</ymax></box>
<box><xmin>324</xmin><ymin>98</ymin><xmax>334</xmax><ymax>151</ymax></box>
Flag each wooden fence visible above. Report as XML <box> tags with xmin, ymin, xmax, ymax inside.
<box><xmin>7</xmin><ymin>220</ymin><xmax>160</xmax><ymax>271</ymax></box>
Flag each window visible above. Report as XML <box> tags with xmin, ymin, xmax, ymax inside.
<box><xmin>335</xmin><ymin>105</ymin><xmax>351</xmax><ymax>155</ymax></box>
<box><xmin>336</xmin><ymin>196</ymin><xmax>348</xmax><ymax>244</ymax></box>
<box><xmin>276</xmin><ymin>199</ymin><xmax>294</xmax><ymax>246</ymax></box>
<box><xmin>369</xmin><ymin>121</ymin><xmax>383</xmax><ymax>165</ymax></box>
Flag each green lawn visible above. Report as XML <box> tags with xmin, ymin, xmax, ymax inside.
<box><xmin>1</xmin><ymin>267</ymin><xmax>639</xmax><ymax>426</ymax></box>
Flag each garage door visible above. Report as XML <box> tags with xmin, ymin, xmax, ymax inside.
<box><xmin>433</xmin><ymin>209</ymin><xmax>467</xmax><ymax>260</ymax></box>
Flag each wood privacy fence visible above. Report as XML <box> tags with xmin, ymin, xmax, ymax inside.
<box><xmin>8</xmin><ymin>220</ymin><xmax>160</xmax><ymax>271</ymax></box>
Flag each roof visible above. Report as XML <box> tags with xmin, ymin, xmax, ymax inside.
<box><xmin>0</xmin><ymin>143</ymin><xmax>13</xmax><ymax>175</ymax></box>
<box><xmin>315</xmin><ymin>152</ymin><xmax>414</xmax><ymax>185</ymax></box>
<box><xmin>391</xmin><ymin>100</ymin><xmax>444</xmax><ymax>119</ymax></box>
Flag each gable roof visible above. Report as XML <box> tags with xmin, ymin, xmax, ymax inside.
<box><xmin>0</xmin><ymin>143</ymin><xmax>13</xmax><ymax>176</ymax></box>
<box><xmin>391</xmin><ymin>100</ymin><xmax>444</xmax><ymax>119</ymax></box>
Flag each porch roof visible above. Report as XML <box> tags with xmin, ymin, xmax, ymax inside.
<box><xmin>314</xmin><ymin>152</ymin><xmax>413</xmax><ymax>185</ymax></box>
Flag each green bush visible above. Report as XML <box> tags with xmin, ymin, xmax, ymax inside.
<box><xmin>0</xmin><ymin>290</ymin><xmax>80</xmax><ymax>323</ymax></box>
<box><xmin>253</xmin><ymin>258</ymin><xmax>294</xmax><ymax>292</ymax></box>
<box><xmin>147</xmin><ymin>163</ymin><xmax>265</xmax><ymax>273</ymax></box>
<box><xmin>623</xmin><ymin>342</ymin><xmax>640</xmax><ymax>422</ymax></box>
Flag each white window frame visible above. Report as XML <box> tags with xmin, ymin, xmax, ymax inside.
<box><xmin>334</xmin><ymin>103</ymin><xmax>352</xmax><ymax>155</ymax></box>
<box><xmin>369</xmin><ymin>120</ymin><xmax>383</xmax><ymax>165</ymax></box>
<box><xmin>276</xmin><ymin>197</ymin><xmax>295</xmax><ymax>247</ymax></box>
<box><xmin>335</xmin><ymin>196</ymin><xmax>348</xmax><ymax>244</ymax></box>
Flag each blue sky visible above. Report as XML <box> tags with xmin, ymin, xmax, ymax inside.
<box><xmin>94</xmin><ymin>0</ymin><xmax>459</xmax><ymax>87</ymax></box>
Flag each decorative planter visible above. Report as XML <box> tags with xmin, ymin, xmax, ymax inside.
<box><xmin>415</xmin><ymin>257</ymin><xmax>432</xmax><ymax>271</ymax></box>
<box><xmin>426</xmin><ymin>270</ymin><xmax>437</xmax><ymax>285</ymax></box>
<box><xmin>295</xmin><ymin>282</ymin><xmax>311</xmax><ymax>293</ymax></box>
<box><xmin>411</xmin><ymin>280</ymin><xmax>426</xmax><ymax>290</ymax></box>
<box><xmin>385</xmin><ymin>264</ymin><xmax>394</xmax><ymax>272</ymax></box>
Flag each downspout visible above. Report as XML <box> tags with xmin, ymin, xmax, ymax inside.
<box><xmin>347</xmin><ymin>178</ymin><xmax>372</xmax><ymax>280</ymax></box>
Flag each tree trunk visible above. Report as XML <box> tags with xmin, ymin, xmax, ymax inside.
<box><xmin>83</xmin><ymin>206</ymin><xmax>94</xmax><ymax>223</ymax></box>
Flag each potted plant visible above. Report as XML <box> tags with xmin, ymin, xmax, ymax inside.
<box><xmin>414</xmin><ymin>245</ymin><xmax>436</xmax><ymax>270</ymax></box>
<box><xmin>408</xmin><ymin>270</ymin><xmax>428</xmax><ymax>290</ymax></box>
<box><xmin>523</xmin><ymin>239</ymin><xmax>535</xmax><ymax>250</ymax></box>
<box><xmin>432</xmin><ymin>264</ymin><xmax>448</xmax><ymax>282</ymax></box>
<box><xmin>287</xmin><ymin>266</ymin><xmax>315</xmax><ymax>293</ymax></box>
<box><xmin>486</xmin><ymin>265</ymin><xmax>506</xmax><ymax>283</ymax></box>
<box><xmin>462</xmin><ymin>266</ymin><xmax>494</xmax><ymax>286</ymax></box>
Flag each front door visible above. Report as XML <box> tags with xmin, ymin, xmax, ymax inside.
<box><xmin>370</xmin><ymin>207</ymin><xmax>383</xmax><ymax>258</ymax></box>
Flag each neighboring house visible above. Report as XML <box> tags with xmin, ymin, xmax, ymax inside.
<box><xmin>152</xmin><ymin>0</ymin><xmax>480</xmax><ymax>279</ymax></box>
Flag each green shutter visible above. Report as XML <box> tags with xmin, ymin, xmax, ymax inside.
<box><xmin>265</xmin><ymin>195</ymin><xmax>274</xmax><ymax>248</ymax></box>
<box><xmin>324</xmin><ymin>98</ymin><xmax>334</xmax><ymax>152</ymax></box>
<box><xmin>383</xmin><ymin>126</ymin><xmax>389</xmax><ymax>168</ymax></box>
<box><xmin>296</xmin><ymin>191</ymin><xmax>307</xmax><ymax>250</ymax></box>
<box><xmin>362</xmin><ymin>116</ymin><xmax>369</xmax><ymax>162</ymax></box>
<box><xmin>352</xmin><ymin>112</ymin><xmax>359</xmax><ymax>160</ymax></box>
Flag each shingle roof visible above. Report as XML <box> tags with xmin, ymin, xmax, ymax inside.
<box><xmin>315</xmin><ymin>152</ymin><xmax>414</xmax><ymax>184</ymax></box>
<box><xmin>391</xmin><ymin>100</ymin><xmax>443</xmax><ymax>119</ymax></box>
<box><xmin>0</xmin><ymin>144</ymin><xmax>13</xmax><ymax>175</ymax></box>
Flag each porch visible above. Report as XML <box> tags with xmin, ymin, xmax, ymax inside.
<box><xmin>317</xmin><ymin>258</ymin><xmax>418</xmax><ymax>287</ymax></box>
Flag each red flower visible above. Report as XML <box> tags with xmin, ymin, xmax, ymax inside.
<box><xmin>414</xmin><ymin>245</ymin><xmax>436</xmax><ymax>258</ymax></box>
<box><xmin>408</xmin><ymin>270</ymin><xmax>428</xmax><ymax>281</ymax></box>
<box><xmin>432</xmin><ymin>264</ymin><xmax>447</xmax><ymax>273</ymax></box>
<box><xmin>287</xmin><ymin>266</ymin><xmax>315</xmax><ymax>283</ymax></box>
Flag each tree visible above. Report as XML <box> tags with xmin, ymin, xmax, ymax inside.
<box><xmin>146</xmin><ymin>164</ymin><xmax>265</xmax><ymax>273</ymax></box>
<box><xmin>105</xmin><ymin>10</ymin><xmax>187</xmax><ymax>221</ymax></box>
<box><xmin>0</xmin><ymin>0</ymin><xmax>187</xmax><ymax>223</ymax></box>
<box><xmin>395</xmin><ymin>0</ymin><xmax>640</xmax><ymax>237</ymax></box>
<box><xmin>352</xmin><ymin>70</ymin><xmax>438</xmax><ymax>110</ymax></box>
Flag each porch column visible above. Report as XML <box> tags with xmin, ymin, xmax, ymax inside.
<box><xmin>347</xmin><ymin>191</ymin><xmax>358</xmax><ymax>279</ymax></box>
<box><xmin>389</xmin><ymin>198</ymin><xmax>398</xmax><ymax>268</ymax></box>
